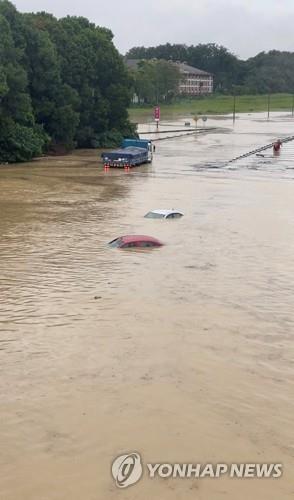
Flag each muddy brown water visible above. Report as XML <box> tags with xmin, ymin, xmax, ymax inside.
<box><xmin>0</xmin><ymin>112</ymin><xmax>294</xmax><ymax>499</ymax></box>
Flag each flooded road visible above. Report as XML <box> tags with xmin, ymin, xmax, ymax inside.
<box><xmin>0</xmin><ymin>112</ymin><xmax>294</xmax><ymax>499</ymax></box>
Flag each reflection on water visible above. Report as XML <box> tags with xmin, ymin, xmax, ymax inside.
<box><xmin>0</xmin><ymin>113</ymin><xmax>294</xmax><ymax>500</ymax></box>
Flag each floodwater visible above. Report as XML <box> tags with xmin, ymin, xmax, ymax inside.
<box><xmin>0</xmin><ymin>112</ymin><xmax>294</xmax><ymax>500</ymax></box>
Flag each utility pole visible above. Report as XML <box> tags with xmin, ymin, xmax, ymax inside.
<box><xmin>156</xmin><ymin>69</ymin><xmax>159</xmax><ymax>130</ymax></box>
<box><xmin>267</xmin><ymin>94</ymin><xmax>271</xmax><ymax>120</ymax></box>
<box><xmin>233</xmin><ymin>92</ymin><xmax>236</xmax><ymax>124</ymax></box>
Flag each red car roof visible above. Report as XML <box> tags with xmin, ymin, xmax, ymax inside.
<box><xmin>121</xmin><ymin>235</ymin><xmax>162</xmax><ymax>244</ymax></box>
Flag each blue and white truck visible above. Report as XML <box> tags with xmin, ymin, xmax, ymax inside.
<box><xmin>101</xmin><ymin>139</ymin><xmax>153</xmax><ymax>168</ymax></box>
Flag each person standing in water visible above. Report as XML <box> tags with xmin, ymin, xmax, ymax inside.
<box><xmin>273</xmin><ymin>140</ymin><xmax>282</xmax><ymax>154</ymax></box>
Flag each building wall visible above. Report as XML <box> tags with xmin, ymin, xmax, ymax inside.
<box><xmin>179</xmin><ymin>73</ymin><xmax>213</xmax><ymax>95</ymax></box>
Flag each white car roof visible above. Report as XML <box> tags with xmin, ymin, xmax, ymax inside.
<box><xmin>149</xmin><ymin>209</ymin><xmax>183</xmax><ymax>216</ymax></box>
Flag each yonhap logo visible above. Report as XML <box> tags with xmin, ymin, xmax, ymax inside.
<box><xmin>111</xmin><ymin>453</ymin><xmax>283</xmax><ymax>488</ymax></box>
<box><xmin>111</xmin><ymin>452</ymin><xmax>143</xmax><ymax>488</ymax></box>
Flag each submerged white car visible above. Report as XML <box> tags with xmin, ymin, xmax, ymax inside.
<box><xmin>144</xmin><ymin>209</ymin><xmax>184</xmax><ymax>219</ymax></box>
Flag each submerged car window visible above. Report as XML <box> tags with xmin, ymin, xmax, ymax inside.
<box><xmin>109</xmin><ymin>238</ymin><xmax>122</xmax><ymax>248</ymax></box>
<box><xmin>145</xmin><ymin>212</ymin><xmax>164</xmax><ymax>219</ymax></box>
<box><xmin>138</xmin><ymin>241</ymin><xmax>157</xmax><ymax>248</ymax></box>
<box><xmin>122</xmin><ymin>242</ymin><xmax>137</xmax><ymax>248</ymax></box>
<box><xmin>166</xmin><ymin>213</ymin><xmax>183</xmax><ymax>219</ymax></box>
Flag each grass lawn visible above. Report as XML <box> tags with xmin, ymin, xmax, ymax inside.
<box><xmin>129</xmin><ymin>93</ymin><xmax>294</xmax><ymax>121</ymax></box>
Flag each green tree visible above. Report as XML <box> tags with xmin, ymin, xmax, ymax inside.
<box><xmin>0</xmin><ymin>3</ymin><xmax>46</xmax><ymax>162</ymax></box>
<box><xmin>126</xmin><ymin>43</ymin><xmax>245</xmax><ymax>92</ymax></box>
<box><xmin>0</xmin><ymin>1</ymin><xmax>138</xmax><ymax>162</ymax></box>
<box><xmin>22</xmin><ymin>14</ymin><xmax>79</xmax><ymax>148</ymax></box>
<box><xmin>131</xmin><ymin>60</ymin><xmax>180</xmax><ymax>104</ymax></box>
<box><xmin>32</xmin><ymin>13</ymin><xmax>135</xmax><ymax>147</ymax></box>
<box><xmin>243</xmin><ymin>51</ymin><xmax>294</xmax><ymax>94</ymax></box>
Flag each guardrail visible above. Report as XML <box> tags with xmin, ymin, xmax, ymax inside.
<box><xmin>139</xmin><ymin>127</ymin><xmax>210</xmax><ymax>134</ymax></box>
<box><xmin>227</xmin><ymin>135</ymin><xmax>294</xmax><ymax>164</ymax></box>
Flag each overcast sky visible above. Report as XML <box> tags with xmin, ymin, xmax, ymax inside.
<box><xmin>13</xmin><ymin>0</ymin><xmax>294</xmax><ymax>59</ymax></box>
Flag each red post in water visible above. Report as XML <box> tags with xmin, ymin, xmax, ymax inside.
<box><xmin>154</xmin><ymin>106</ymin><xmax>160</xmax><ymax>130</ymax></box>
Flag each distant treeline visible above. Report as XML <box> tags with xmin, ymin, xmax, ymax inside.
<box><xmin>126</xmin><ymin>44</ymin><xmax>294</xmax><ymax>96</ymax></box>
<box><xmin>0</xmin><ymin>0</ymin><xmax>135</xmax><ymax>163</ymax></box>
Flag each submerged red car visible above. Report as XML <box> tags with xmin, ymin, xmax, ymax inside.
<box><xmin>109</xmin><ymin>235</ymin><xmax>163</xmax><ymax>249</ymax></box>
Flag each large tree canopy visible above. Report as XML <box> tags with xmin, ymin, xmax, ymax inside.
<box><xmin>132</xmin><ymin>60</ymin><xmax>181</xmax><ymax>104</ymax></box>
<box><xmin>242</xmin><ymin>51</ymin><xmax>294</xmax><ymax>94</ymax></box>
<box><xmin>0</xmin><ymin>1</ymin><xmax>135</xmax><ymax>163</ymax></box>
<box><xmin>126</xmin><ymin>43</ymin><xmax>244</xmax><ymax>92</ymax></box>
<box><xmin>0</xmin><ymin>1</ymin><xmax>45</xmax><ymax>162</ymax></box>
<box><xmin>126</xmin><ymin>43</ymin><xmax>294</xmax><ymax>95</ymax></box>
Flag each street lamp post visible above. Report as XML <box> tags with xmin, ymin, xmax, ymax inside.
<box><xmin>233</xmin><ymin>92</ymin><xmax>236</xmax><ymax>124</ymax></box>
<box><xmin>267</xmin><ymin>94</ymin><xmax>271</xmax><ymax>120</ymax></box>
